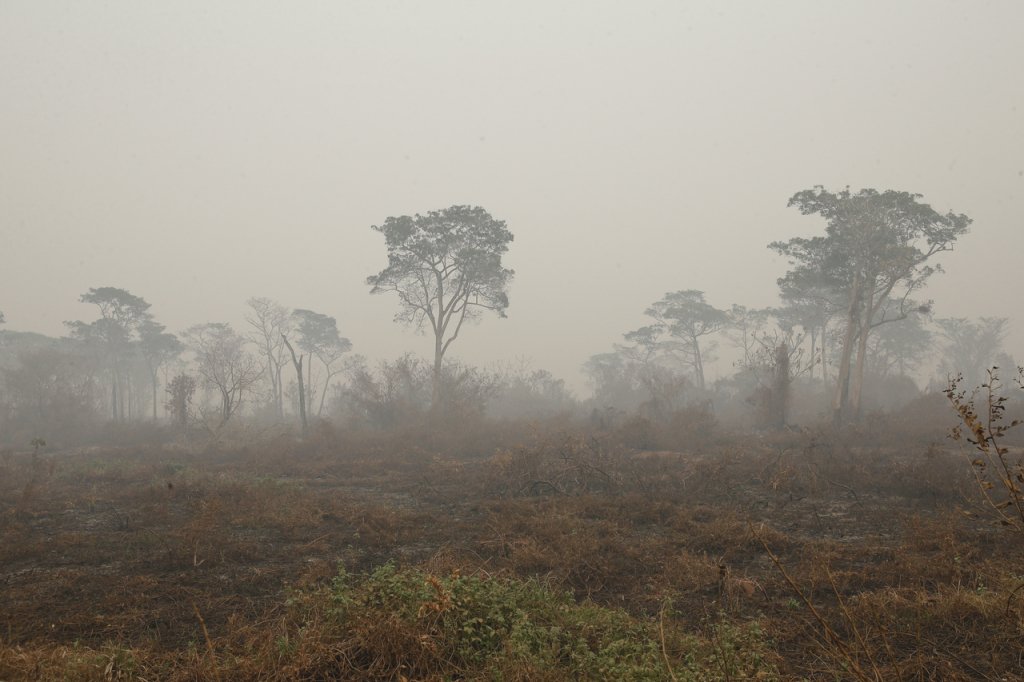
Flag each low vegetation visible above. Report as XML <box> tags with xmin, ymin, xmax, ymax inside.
<box><xmin>2</xmin><ymin>380</ymin><xmax>1023</xmax><ymax>679</ymax></box>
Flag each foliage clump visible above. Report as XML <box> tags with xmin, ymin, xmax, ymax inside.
<box><xmin>315</xmin><ymin>563</ymin><xmax>777</xmax><ymax>681</ymax></box>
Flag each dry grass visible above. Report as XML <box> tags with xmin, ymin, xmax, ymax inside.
<box><xmin>1</xmin><ymin>421</ymin><xmax>1022</xmax><ymax>680</ymax></box>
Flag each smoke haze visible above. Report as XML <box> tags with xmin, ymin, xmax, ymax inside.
<box><xmin>2</xmin><ymin>1</ymin><xmax>1021</xmax><ymax>390</ymax></box>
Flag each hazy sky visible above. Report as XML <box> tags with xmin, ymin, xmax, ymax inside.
<box><xmin>2</xmin><ymin>1</ymin><xmax>1021</xmax><ymax>392</ymax></box>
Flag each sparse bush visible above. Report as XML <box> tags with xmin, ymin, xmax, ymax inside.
<box><xmin>486</xmin><ymin>434</ymin><xmax>626</xmax><ymax>497</ymax></box>
<box><xmin>946</xmin><ymin>366</ymin><xmax>1024</xmax><ymax>533</ymax></box>
<box><xmin>611</xmin><ymin>404</ymin><xmax>717</xmax><ymax>452</ymax></box>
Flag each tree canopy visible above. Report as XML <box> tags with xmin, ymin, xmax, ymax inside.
<box><xmin>771</xmin><ymin>186</ymin><xmax>970</xmax><ymax>423</ymax></box>
<box><xmin>644</xmin><ymin>290</ymin><xmax>728</xmax><ymax>390</ymax></box>
<box><xmin>367</xmin><ymin>205</ymin><xmax>514</xmax><ymax>406</ymax></box>
<box><xmin>292</xmin><ymin>308</ymin><xmax>352</xmax><ymax>416</ymax></box>
<box><xmin>66</xmin><ymin>287</ymin><xmax>155</xmax><ymax>420</ymax></box>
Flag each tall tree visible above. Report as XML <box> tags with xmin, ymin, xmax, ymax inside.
<box><xmin>644</xmin><ymin>290</ymin><xmax>728</xmax><ymax>390</ymax></box>
<box><xmin>865</xmin><ymin>312</ymin><xmax>932</xmax><ymax>380</ymax></box>
<box><xmin>727</xmin><ymin>306</ymin><xmax>811</xmax><ymax>428</ymax></box>
<box><xmin>367</xmin><ymin>205</ymin><xmax>514</xmax><ymax>407</ymax></box>
<box><xmin>583</xmin><ymin>351</ymin><xmax>642</xmax><ymax>411</ymax></box>
<box><xmin>66</xmin><ymin>287</ymin><xmax>152</xmax><ymax>421</ymax></box>
<box><xmin>3</xmin><ymin>344</ymin><xmax>102</xmax><ymax>443</ymax></box>
<box><xmin>244</xmin><ymin>297</ymin><xmax>291</xmax><ymax>418</ymax></box>
<box><xmin>292</xmin><ymin>309</ymin><xmax>352</xmax><ymax>416</ymax></box>
<box><xmin>771</xmin><ymin>187</ymin><xmax>970</xmax><ymax>425</ymax></box>
<box><xmin>183</xmin><ymin>323</ymin><xmax>263</xmax><ymax>427</ymax></box>
<box><xmin>280</xmin><ymin>333</ymin><xmax>307</xmax><ymax>433</ymax></box>
<box><xmin>775</xmin><ymin>280</ymin><xmax>843</xmax><ymax>389</ymax></box>
<box><xmin>585</xmin><ymin>325</ymin><xmax>690</xmax><ymax>419</ymax></box>
<box><xmin>165</xmin><ymin>373</ymin><xmax>197</xmax><ymax>437</ymax></box>
<box><xmin>937</xmin><ymin>317</ymin><xmax>1009</xmax><ymax>387</ymax></box>
<box><xmin>726</xmin><ymin>305</ymin><xmax>772</xmax><ymax>371</ymax></box>
<box><xmin>138</xmin><ymin>320</ymin><xmax>183</xmax><ymax>420</ymax></box>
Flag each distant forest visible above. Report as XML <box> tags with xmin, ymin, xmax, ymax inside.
<box><xmin>0</xmin><ymin>189</ymin><xmax>1015</xmax><ymax>448</ymax></box>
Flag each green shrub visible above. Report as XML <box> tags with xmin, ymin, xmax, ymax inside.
<box><xmin>322</xmin><ymin>563</ymin><xmax>777</xmax><ymax>680</ymax></box>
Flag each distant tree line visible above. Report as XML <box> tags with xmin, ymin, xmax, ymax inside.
<box><xmin>0</xmin><ymin>191</ymin><xmax>1014</xmax><ymax>447</ymax></box>
<box><xmin>584</xmin><ymin>187</ymin><xmax>1009</xmax><ymax>429</ymax></box>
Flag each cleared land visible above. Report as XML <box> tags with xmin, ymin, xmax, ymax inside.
<box><xmin>2</xmin><ymin>423</ymin><xmax>1023</xmax><ymax>680</ymax></box>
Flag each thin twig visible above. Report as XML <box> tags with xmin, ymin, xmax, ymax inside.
<box><xmin>824</xmin><ymin>565</ymin><xmax>882</xmax><ymax>680</ymax></box>
<box><xmin>753</xmin><ymin>524</ymin><xmax>875</xmax><ymax>681</ymax></box>
<box><xmin>191</xmin><ymin>600</ymin><xmax>221</xmax><ymax>682</ymax></box>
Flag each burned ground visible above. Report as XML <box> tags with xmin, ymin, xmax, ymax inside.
<box><xmin>1</xmin><ymin>427</ymin><xmax>1022</xmax><ymax>680</ymax></box>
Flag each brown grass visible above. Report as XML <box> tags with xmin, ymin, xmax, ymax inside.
<box><xmin>1</xmin><ymin>423</ymin><xmax>1022</xmax><ymax>680</ymax></box>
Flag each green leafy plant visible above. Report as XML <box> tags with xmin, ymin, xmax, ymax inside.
<box><xmin>324</xmin><ymin>563</ymin><xmax>777</xmax><ymax>680</ymax></box>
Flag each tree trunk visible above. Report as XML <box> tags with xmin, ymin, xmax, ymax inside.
<box><xmin>820</xmin><ymin>322</ymin><xmax>829</xmax><ymax>396</ymax></box>
<box><xmin>772</xmin><ymin>344</ymin><xmax>790</xmax><ymax>429</ymax></box>
<box><xmin>833</xmin><ymin>274</ymin><xmax>862</xmax><ymax>428</ymax></box>
<box><xmin>219</xmin><ymin>388</ymin><xmax>232</xmax><ymax>427</ymax></box>
<box><xmin>693</xmin><ymin>336</ymin><xmax>705</xmax><ymax>390</ymax></box>
<box><xmin>268</xmin><ymin>359</ymin><xmax>279</xmax><ymax>419</ymax></box>
<box><xmin>318</xmin><ymin>369</ymin><xmax>333</xmax><ymax>417</ymax></box>
<box><xmin>274</xmin><ymin>364</ymin><xmax>284</xmax><ymax>419</ymax></box>
<box><xmin>849</xmin><ymin>287</ymin><xmax>875</xmax><ymax>420</ymax></box>
<box><xmin>808</xmin><ymin>328</ymin><xmax>816</xmax><ymax>383</ymax></box>
<box><xmin>282</xmin><ymin>335</ymin><xmax>307</xmax><ymax>434</ymax></box>
<box><xmin>432</xmin><ymin>269</ymin><xmax>446</xmax><ymax>412</ymax></box>
<box><xmin>432</xmin><ymin>332</ymin><xmax>444</xmax><ymax>410</ymax></box>
<box><xmin>306</xmin><ymin>356</ymin><xmax>313</xmax><ymax>418</ymax></box>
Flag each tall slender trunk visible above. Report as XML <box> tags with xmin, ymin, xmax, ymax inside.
<box><xmin>282</xmin><ymin>335</ymin><xmax>307</xmax><ymax>434</ymax></box>
<box><xmin>833</xmin><ymin>274</ymin><xmax>862</xmax><ymax>428</ymax></box>
<box><xmin>318</xmin><ymin>370</ymin><xmax>333</xmax><ymax>417</ymax></box>
<box><xmin>849</xmin><ymin>286</ymin><xmax>875</xmax><ymax>420</ymax></box>
<box><xmin>276</xmin><ymin>365</ymin><xmax>284</xmax><ymax>418</ymax></box>
<box><xmin>268</xmin><ymin>359</ymin><xmax>279</xmax><ymax>418</ymax></box>
<box><xmin>773</xmin><ymin>344</ymin><xmax>790</xmax><ymax>429</ymax></box>
<box><xmin>808</xmin><ymin>329</ymin><xmax>816</xmax><ymax>383</ymax></box>
<box><xmin>432</xmin><ymin>332</ymin><xmax>444</xmax><ymax>409</ymax></box>
<box><xmin>121</xmin><ymin>371</ymin><xmax>127</xmax><ymax>421</ymax></box>
<box><xmin>432</xmin><ymin>269</ymin><xmax>446</xmax><ymax>412</ymax></box>
<box><xmin>219</xmin><ymin>387</ymin><xmax>232</xmax><ymax>427</ymax></box>
<box><xmin>820</xmin><ymin>321</ymin><xmax>829</xmax><ymax>397</ymax></box>
<box><xmin>693</xmin><ymin>336</ymin><xmax>705</xmax><ymax>390</ymax></box>
<box><xmin>306</xmin><ymin>356</ymin><xmax>313</xmax><ymax>417</ymax></box>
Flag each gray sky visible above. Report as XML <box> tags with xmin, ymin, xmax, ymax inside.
<box><xmin>1</xmin><ymin>1</ymin><xmax>1021</xmax><ymax>393</ymax></box>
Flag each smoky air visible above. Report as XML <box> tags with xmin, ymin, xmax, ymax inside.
<box><xmin>1</xmin><ymin>3</ymin><xmax>1021</xmax><ymax>679</ymax></box>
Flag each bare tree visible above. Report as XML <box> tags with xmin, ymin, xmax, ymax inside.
<box><xmin>280</xmin><ymin>333</ymin><xmax>307</xmax><ymax>433</ymax></box>
<box><xmin>244</xmin><ymin>297</ymin><xmax>291</xmax><ymax>418</ymax></box>
<box><xmin>183</xmin><ymin>323</ymin><xmax>263</xmax><ymax>428</ymax></box>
